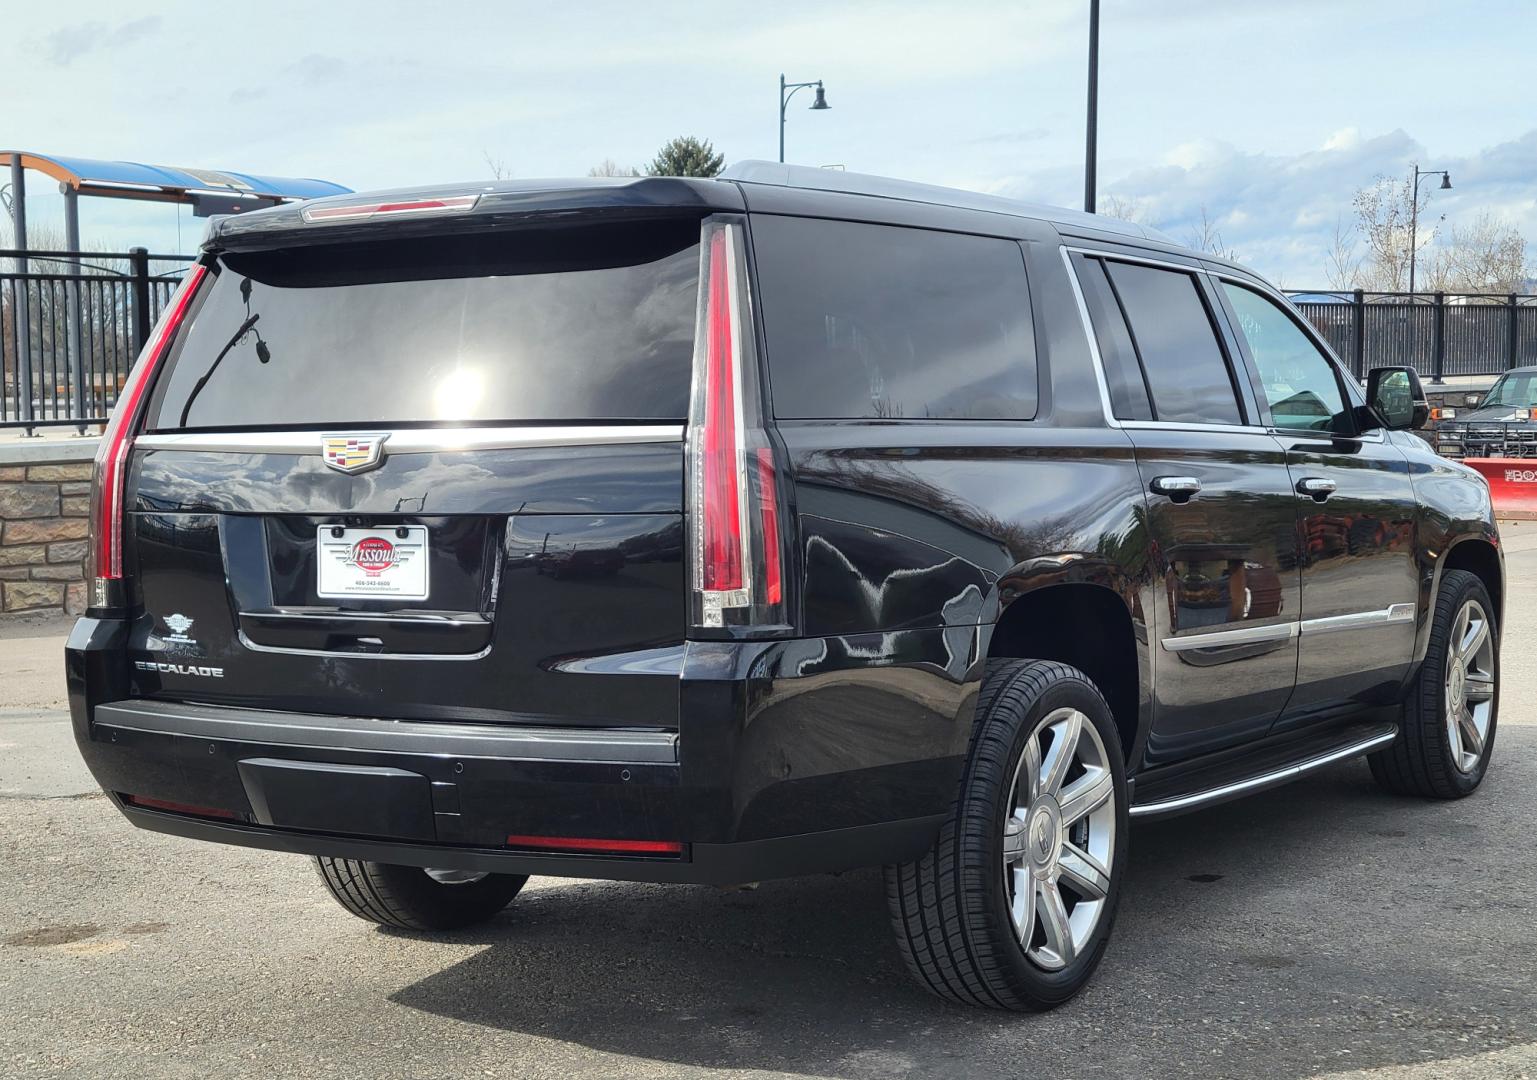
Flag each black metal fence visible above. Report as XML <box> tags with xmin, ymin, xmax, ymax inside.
<box><xmin>1285</xmin><ymin>290</ymin><xmax>1537</xmax><ymax>381</ymax></box>
<box><xmin>1</xmin><ymin>247</ymin><xmax>194</xmax><ymax>433</ymax></box>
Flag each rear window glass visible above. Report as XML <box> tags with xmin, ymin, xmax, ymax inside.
<box><xmin>145</xmin><ymin>221</ymin><xmax>700</xmax><ymax>431</ymax></box>
<box><xmin>751</xmin><ymin>216</ymin><xmax>1036</xmax><ymax>420</ymax></box>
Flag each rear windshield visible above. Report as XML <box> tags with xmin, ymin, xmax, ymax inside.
<box><xmin>145</xmin><ymin>220</ymin><xmax>700</xmax><ymax>431</ymax></box>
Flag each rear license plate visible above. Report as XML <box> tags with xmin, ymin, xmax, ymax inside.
<box><xmin>317</xmin><ymin>526</ymin><xmax>430</xmax><ymax>600</ymax></box>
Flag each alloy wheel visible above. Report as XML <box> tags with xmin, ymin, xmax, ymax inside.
<box><xmin>1445</xmin><ymin>598</ymin><xmax>1496</xmax><ymax>774</ymax></box>
<box><xmin>1003</xmin><ymin>707</ymin><xmax>1117</xmax><ymax>971</ymax></box>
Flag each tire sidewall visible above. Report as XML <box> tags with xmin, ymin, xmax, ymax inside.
<box><xmin>1427</xmin><ymin>573</ymin><xmax>1499</xmax><ymax>793</ymax></box>
<box><xmin>975</xmin><ymin>669</ymin><xmax>1130</xmax><ymax>1005</ymax></box>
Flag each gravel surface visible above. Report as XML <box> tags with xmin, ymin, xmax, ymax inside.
<box><xmin>2</xmin><ymin>536</ymin><xmax>1535</xmax><ymax>1079</ymax></box>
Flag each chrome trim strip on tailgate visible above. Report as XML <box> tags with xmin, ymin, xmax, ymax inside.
<box><xmin>134</xmin><ymin>425</ymin><xmax>686</xmax><ymax>455</ymax></box>
<box><xmin>94</xmin><ymin>700</ymin><xmax>679</xmax><ymax>764</ymax></box>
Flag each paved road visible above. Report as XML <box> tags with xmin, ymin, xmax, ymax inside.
<box><xmin>4</xmin><ymin>530</ymin><xmax>1537</xmax><ymax>1079</ymax></box>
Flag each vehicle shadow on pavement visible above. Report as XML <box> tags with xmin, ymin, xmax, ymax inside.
<box><xmin>391</xmin><ymin>736</ymin><xmax>1537</xmax><ymax>1080</ymax></box>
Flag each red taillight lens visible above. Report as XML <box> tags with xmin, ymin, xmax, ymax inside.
<box><xmin>504</xmin><ymin>835</ymin><xmax>684</xmax><ymax>856</ymax></box>
<box><xmin>756</xmin><ymin>447</ymin><xmax>783</xmax><ymax>606</ymax></box>
<box><xmin>88</xmin><ymin>264</ymin><xmax>208</xmax><ymax>605</ymax></box>
<box><xmin>700</xmin><ymin>228</ymin><xmax>744</xmax><ymax>593</ymax></box>
<box><xmin>686</xmin><ymin>219</ymin><xmax>788</xmax><ymax>630</ymax></box>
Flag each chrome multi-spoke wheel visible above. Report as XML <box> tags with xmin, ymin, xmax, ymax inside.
<box><xmin>1370</xmin><ymin>569</ymin><xmax>1498</xmax><ymax>800</ymax></box>
<box><xmin>1003</xmin><ymin>707</ymin><xmax>1116</xmax><ymax>971</ymax></box>
<box><xmin>887</xmin><ymin>660</ymin><xmax>1128</xmax><ymax>1010</ymax></box>
<box><xmin>1445</xmin><ymin>598</ymin><xmax>1496</xmax><ymax>774</ymax></box>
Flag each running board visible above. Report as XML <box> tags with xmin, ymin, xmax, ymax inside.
<box><xmin>1129</xmin><ymin>722</ymin><xmax>1398</xmax><ymax>819</ymax></box>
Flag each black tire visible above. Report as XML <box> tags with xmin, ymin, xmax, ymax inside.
<box><xmin>1370</xmin><ymin>569</ymin><xmax>1499</xmax><ymax>799</ymax></box>
<box><xmin>885</xmin><ymin>659</ymin><xmax>1129</xmax><ymax>1011</ymax></box>
<box><xmin>313</xmin><ymin>858</ymin><xmax>527</xmax><ymax>931</ymax></box>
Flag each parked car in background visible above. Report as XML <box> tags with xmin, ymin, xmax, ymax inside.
<box><xmin>68</xmin><ymin>163</ymin><xmax>1502</xmax><ymax>1011</ymax></box>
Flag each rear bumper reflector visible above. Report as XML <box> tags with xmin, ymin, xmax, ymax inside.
<box><xmin>122</xmin><ymin>794</ymin><xmax>240</xmax><ymax>820</ymax></box>
<box><xmin>504</xmin><ymin>834</ymin><xmax>683</xmax><ymax>856</ymax></box>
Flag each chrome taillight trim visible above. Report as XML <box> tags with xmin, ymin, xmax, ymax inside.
<box><xmin>133</xmin><ymin>425</ymin><xmax>685</xmax><ymax>455</ymax></box>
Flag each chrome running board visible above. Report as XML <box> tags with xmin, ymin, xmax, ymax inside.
<box><xmin>1130</xmin><ymin>725</ymin><xmax>1398</xmax><ymax>818</ymax></box>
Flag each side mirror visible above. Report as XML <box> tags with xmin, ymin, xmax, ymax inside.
<box><xmin>1364</xmin><ymin>366</ymin><xmax>1429</xmax><ymax>431</ymax></box>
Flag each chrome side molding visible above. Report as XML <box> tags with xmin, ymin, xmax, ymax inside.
<box><xmin>135</xmin><ymin>425</ymin><xmax>686</xmax><ymax>455</ymax></box>
<box><xmin>1161</xmin><ymin>604</ymin><xmax>1415</xmax><ymax>652</ymax></box>
<box><xmin>1298</xmin><ymin>603</ymin><xmax>1416</xmax><ymax>636</ymax></box>
<box><xmin>1161</xmin><ymin>621</ymin><xmax>1295</xmax><ymax>652</ymax></box>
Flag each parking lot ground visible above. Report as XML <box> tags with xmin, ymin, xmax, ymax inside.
<box><xmin>4</xmin><ymin>531</ymin><xmax>1537</xmax><ymax>1079</ymax></box>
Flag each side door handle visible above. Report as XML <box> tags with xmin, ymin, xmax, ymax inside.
<box><xmin>1296</xmin><ymin>477</ymin><xmax>1337</xmax><ymax>502</ymax></box>
<box><xmin>1150</xmin><ymin>475</ymin><xmax>1202</xmax><ymax>502</ymax></box>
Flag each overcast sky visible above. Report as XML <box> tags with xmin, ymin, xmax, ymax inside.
<box><xmin>3</xmin><ymin>0</ymin><xmax>1532</xmax><ymax>286</ymax></box>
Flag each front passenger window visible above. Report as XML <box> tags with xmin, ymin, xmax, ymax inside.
<box><xmin>1221</xmin><ymin>283</ymin><xmax>1348</xmax><ymax>433</ymax></box>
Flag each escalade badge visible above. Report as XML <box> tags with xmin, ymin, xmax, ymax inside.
<box><xmin>322</xmin><ymin>433</ymin><xmax>389</xmax><ymax>474</ymax></box>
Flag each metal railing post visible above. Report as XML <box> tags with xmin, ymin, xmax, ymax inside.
<box><xmin>63</xmin><ymin>187</ymin><xmax>87</xmax><ymax>434</ymax></box>
<box><xmin>129</xmin><ymin>247</ymin><xmax>151</xmax><ymax>352</ymax></box>
<box><xmin>1431</xmin><ymin>291</ymin><xmax>1446</xmax><ymax>384</ymax></box>
<box><xmin>10</xmin><ymin>158</ymin><xmax>35</xmax><ymax>436</ymax></box>
<box><xmin>1352</xmin><ymin>289</ymin><xmax>1366</xmax><ymax>378</ymax></box>
<box><xmin>1510</xmin><ymin>294</ymin><xmax>1521</xmax><ymax>371</ymax></box>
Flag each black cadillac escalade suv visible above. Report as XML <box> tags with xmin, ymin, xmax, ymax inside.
<box><xmin>68</xmin><ymin>163</ymin><xmax>1502</xmax><ymax>1011</ymax></box>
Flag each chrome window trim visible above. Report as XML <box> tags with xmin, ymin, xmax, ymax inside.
<box><xmin>1064</xmin><ymin>245</ymin><xmax>1206</xmax><ymax>276</ymax></box>
<box><xmin>1128</xmin><ymin>728</ymin><xmax>1399</xmax><ymax>817</ymax></box>
<box><xmin>134</xmin><ymin>425</ymin><xmax>686</xmax><ymax>455</ymax></box>
<box><xmin>1059</xmin><ymin>245</ymin><xmax>1271</xmax><ymax>434</ymax></box>
<box><xmin>1161</xmin><ymin>603</ymin><xmax>1415</xmax><ymax>652</ymax></box>
<box><xmin>1058</xmin><ymin>245</ymin><xmax>1125</xmax><ymax>431</ymax></box>
<box><xmin>1121</xmin><ymin>420</ymin><xmax>1277</xmax><ymax>438</ymax></box>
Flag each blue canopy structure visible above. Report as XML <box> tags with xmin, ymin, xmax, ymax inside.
<box><xmin>2</xmin><ymin>149</ymin><xmax>351</xmax><ymax>253</ymax></box>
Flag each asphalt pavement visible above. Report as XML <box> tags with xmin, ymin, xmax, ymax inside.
<box><xmin>3</xmin><ymin>529</ymin><xmax>1537</xmax><ymax>1079</ymax></box>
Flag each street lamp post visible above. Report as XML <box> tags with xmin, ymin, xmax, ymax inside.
<box><xmin>1084</xmin><ymin>0</ymin><xmax>1100</xmax><ymax>213</ymax></box>
<box><xmin>1408</xmin><ymin>165</ymin><xmax>1452</xmax><ymax>300</ymax></box>
<box><xmin>779</xmin><ymin>74</ymin><xmax>830</xmax><ymax>164</ymax></box>
<box><xmin>1408</xmin><ymin>165</ymin><xmax>1451</xmax><ymax>382</ymax></box>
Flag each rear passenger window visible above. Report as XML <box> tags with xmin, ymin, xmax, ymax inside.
<box><xmin>1073</xmin><ymin>255</ymin><xmax>1152</xmax><ymax>420</ymax></box>
<box><xmin>1101</xmin><ymin>260</ymin><xmax>1244</xmax><ymax>426</ymax></box>
<box><xmin>752</xmin><ymin>216</ymin><xmax>1036</xmax><ymax>420</ymax></box>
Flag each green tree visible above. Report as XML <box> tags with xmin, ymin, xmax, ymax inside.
<box><xmin>646</xmin><ymin>136</ymin><xmax>725</xmax><ymax>178</ymax></box>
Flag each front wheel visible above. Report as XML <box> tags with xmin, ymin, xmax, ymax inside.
<box><xmin>1370</xmin><ymin>568</ymin><xmax>1499</xmax><ymax>799</ymax></box>
<box><xmin>314</xmin><ymin>858</ymin><xmax>527</xmax><ymax>931</ymax></box>
<box><xmin>885</xmin><ymin>659</ymin><xmax>1129</xmax><ymax>1011</ymax></box>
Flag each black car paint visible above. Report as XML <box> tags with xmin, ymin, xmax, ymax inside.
<box><xmin>68</xmin><ymin>174</ymin><xmax>1502</xmax><ymax>883</ymax></box>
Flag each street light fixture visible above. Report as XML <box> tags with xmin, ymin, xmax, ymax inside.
<box><xmin>1408</xmin><ymin>164</ymin><xmax>1452</xmax><ymax>382</ymax></box>
<box><xmin>779</xmin><ymin>74</ymin><xmax>831</xmax><ymax>164</ymax></box>
<box><xmin>1408</xmin><ymin>165</ymin><xmax>1452</xmax><ymax>300</ymax></box>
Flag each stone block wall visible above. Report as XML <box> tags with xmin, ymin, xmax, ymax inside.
<box><xmin>0</xmin><ymin>459</ymin><xmax>93</xmax><ymax>615</ymax></box>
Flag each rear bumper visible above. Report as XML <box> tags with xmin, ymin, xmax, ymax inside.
<box><xmin>68</xmin><ymin>617</ymin><xmax>977</xmax><ymax>884</ymax></box>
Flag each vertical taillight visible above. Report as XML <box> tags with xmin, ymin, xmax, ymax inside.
<box><xmin>88</xmin><ymin>263</ymin><xmax>209</xmax><ymax>610</ymax></box>
<box><xmin>686</xmin><ymin>219</ymin><xmax>788</xmax><ymax>631</ymax></box>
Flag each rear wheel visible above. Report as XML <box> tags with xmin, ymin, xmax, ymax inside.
<box><xmin>885</xmin><ymin>659</ymin><xmax>1128</xmax><ymax>1011</ymax></box>
<box><xmin>1370</xmin><ymin>569</ymin><xmax>1499</xmax><ymax>799</ymax></box>
<box><xmin>313</xmin><ymin>858</ymin><xmax>527</xmax><ymax>931</ymax></box>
